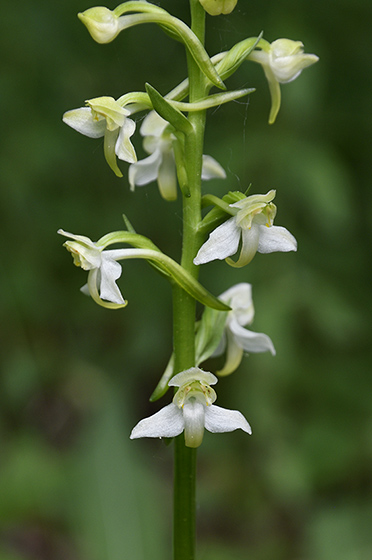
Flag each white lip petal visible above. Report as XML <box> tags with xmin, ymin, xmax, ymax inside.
<box><xmin>204</xmin><ymin>404</ymin><xmax>252</xmax><ymax>435</ymax></box>
<box><xmin>194</xmin><ymin>217</ymin><xmax>240</xmax><ymax>265</ymax></box>
<box><xmin>216</xmin><ymin>330</ymin><xmax>244</xmax><ymax>376</ymax></box>
<box><xmin>183</xmin><ymin>400</ymin><xmax>206</xmax><ymax>448</ymax></box>
<box><xmin>130</xmin><ymin>403</ymin><xmax>184</xmax><ymax>439</ymax></box>
<box><xmin>128</xmin><ymin>149</ymin><xmax>162</xmax><ymax>190</ymax></box>
<box><xmin>257</xmin><ymin>224</ymin><xmax>297</xmax><ymax>254</ymax></box>
<box><xmin>62</xmin><ymin>107</ymin><xmax>106</xmax><ymax>138</ymax></box>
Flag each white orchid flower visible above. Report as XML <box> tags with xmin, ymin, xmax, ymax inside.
<box><xmin>214</xmin><ymin>283</ymin><xmax>275</xmax><ymax>376</ymax></box>
<box><xmin>58</xmin><ymin>229</ymin><xmax>127</xmax><ymax>309</ymax></box>
<box><xmin>130</xmin><ymin>367</ymin><xmax>251</xmax><ymax>448</ymax></box>
<box><xmin>128</xmin><ymin>111</ymin><xmax>226</xmax><ymax>201</ymax></box>
<box><xmin>248</xmin><ymin>38</ymin><xmax>319</xmax><ymax>123</ymax></box>
<box><xmin>194</xmin><ymin>189</ymin><xmax>297</xmax><ymax>268</ymax></box>
<box><xmin>63</xmin><ymin>96</ymin><xmax>137</xmax><ymax>177</ymax></box>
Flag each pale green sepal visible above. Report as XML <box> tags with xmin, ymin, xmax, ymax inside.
<box><xmin>150</xmin><ymin>354</ymin><xmax>175</xmax><ymax>402</ymax></box>
<box><xmin>145</xmin><ymin>83</ymin><xmax>194</xmax><ymax>136</ymax></box>
<box><xmin>195</xmin><ymin>306</ymin><xmax>228</xmax><ymax>365</ymax></box>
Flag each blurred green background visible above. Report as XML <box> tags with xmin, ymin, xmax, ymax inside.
<box><xmin>1</xmin><ymin>1</ymin><xmax>372</xmax><ymax>559</ymax></box>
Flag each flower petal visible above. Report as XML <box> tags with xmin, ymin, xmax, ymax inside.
<box><xmin>115</xmin><ymin>118</ymin><xmax>137</xmax><ymax>163</ymax></box>
<box><xmin>130</xmin><ymin>403</ymin><xmax>184</xmax><ymax>439</ymax></box>
<box><xmin>226</xmin><ymin>223</ymin><xmax>260</xmax><ymax>267</ymax></box>
<box><xmin>128</xmin><ymin>149</ymin><xmax>162</xmax><ymax>190</ymax></box>
<box><xmin>219</xmin><ymin>282</ymin><xmax>254</xmax><ymax>326</ymax></box>
<box><xmin>183</xmin><ymin>400</ymin><xmax>206</xmax><ymax>448</ymax></box>
<box><xmin>257</xmin><ymin>224</ymin><xmax>297</xmax><ymax>254</ymax></box>
<box><xmin>140</xmin><ymin>110</ymin><xmax>168</xmax><ymax>138</ymax></box>
<box><xmin>216</xmin><ymin>330</ymin><xmax>244</xmax><ymax>376</ymax></box>
<box><xmin>194</xmin><ymin>217</ymin><xmax>240</xmax><ymax>265</ymax></box>
<box><xmin>229</xmin><ymin>317</ymin><xmax>276</xmax><ymax>355</ymax></box>
<box><xmin>204</xmin><ymin>404</ymin><xmax>252</xmax><ymax>435</ymax></box>
<box><xmin>62</xmin><ymin>107</ymin><xmax>106</xmax><ymax>138</ymax></box>
<box><xmin>87</xmin><ymin>268</ymin><xmax>127</xmax><ymax>309</ymax></box>
<box><xmin>201</xmin><ymin>155</ymin><xmax>226</xmax><ymax>180</ymax></box>
<box><xmin>99</xmin><ymin>254</ymin><xmax>125</xmax><ymax>305</ymax></box>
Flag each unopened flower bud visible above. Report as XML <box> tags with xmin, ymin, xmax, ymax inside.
<box><xmin>78</xmin><ymin>7</ymin><xmax>119</xmax><ymax>44</ymax></box>
<box><xmin>199</xmin><ymin>0</ymin><xmax>238</xmax><ymax>16</ymax></box>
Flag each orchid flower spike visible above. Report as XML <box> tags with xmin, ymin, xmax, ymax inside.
<box><xmin>63</xmin><ymin>96</ymin><xmax>137</xmax><ymax>177</ymax></box>
<box><xmin>214</xmin><ymin>283</ymin><xmax>275</xmax><ymax>375</ymax></box>
<box><xmin>248</xmin><ymin>39</ymin><xmax>319</xmax><ymax>123</ymax></box>
<box><xmin>194</xmin><ymin>189</ymin><xmax>297</xmax><ymax>268</ymax></box>
<box><xmin>58</xmin><ymin>229</ymin><xmax>128</xmax><ymax>309</ymax></box>
<box><xmin>199</xmin><ymin>0</ymin><xmax>238</xmax><ymax>15</ymax></box>
<box><xmin>130</xmin><ymin>367</ymin><xmax>251</xmax><ymax>448</ymax></box>
<box><xmin>128</xmin><ymin>111</ymin><xmax>226</xmax><ymax>201</ymax></box>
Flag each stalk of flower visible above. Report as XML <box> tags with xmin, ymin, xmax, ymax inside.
<box><xmin>63</xmin><ymin>96</ymin><xmax>137</xmax><ymax>177</ymax></box>
<box><xmin>128</xmin><ymin>111</ymin><xmax>226</xmax><ymax>200</ymax></box>
<box><xmin>247</xmin><ymin>38</ymin><xmax>319</xmax><ymax>123</ymax></box>
<box><xmin>194</xmin><ymin>189</ymin><xmax>297</xmax><ymax>268</ymax></box>
<box><xmin>131</xmin><ymin>367</ymin><xmax>251</xmax><ymax>448</ymax></box>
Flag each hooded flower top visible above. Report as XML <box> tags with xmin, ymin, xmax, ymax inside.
<box><xmin>194</xmin><ymin>190</ymin><xmax>297</xmax><ymax>268</ymax></box>
<box><xmin>130</xmin><ymin>367</ymin><xmax>251</xmax><ymax>447</ymax></box>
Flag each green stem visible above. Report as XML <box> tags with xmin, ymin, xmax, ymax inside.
<box><xmin>172</xmin><ymin>2</ymin><xmax>207</xmax><ymax>560</ymax></box>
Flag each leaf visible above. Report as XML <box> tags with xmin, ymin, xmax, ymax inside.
<box><xmin>146</xmin><ymin>83</ymin><xmax>193</xmax><ymax>135</ymax></box>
